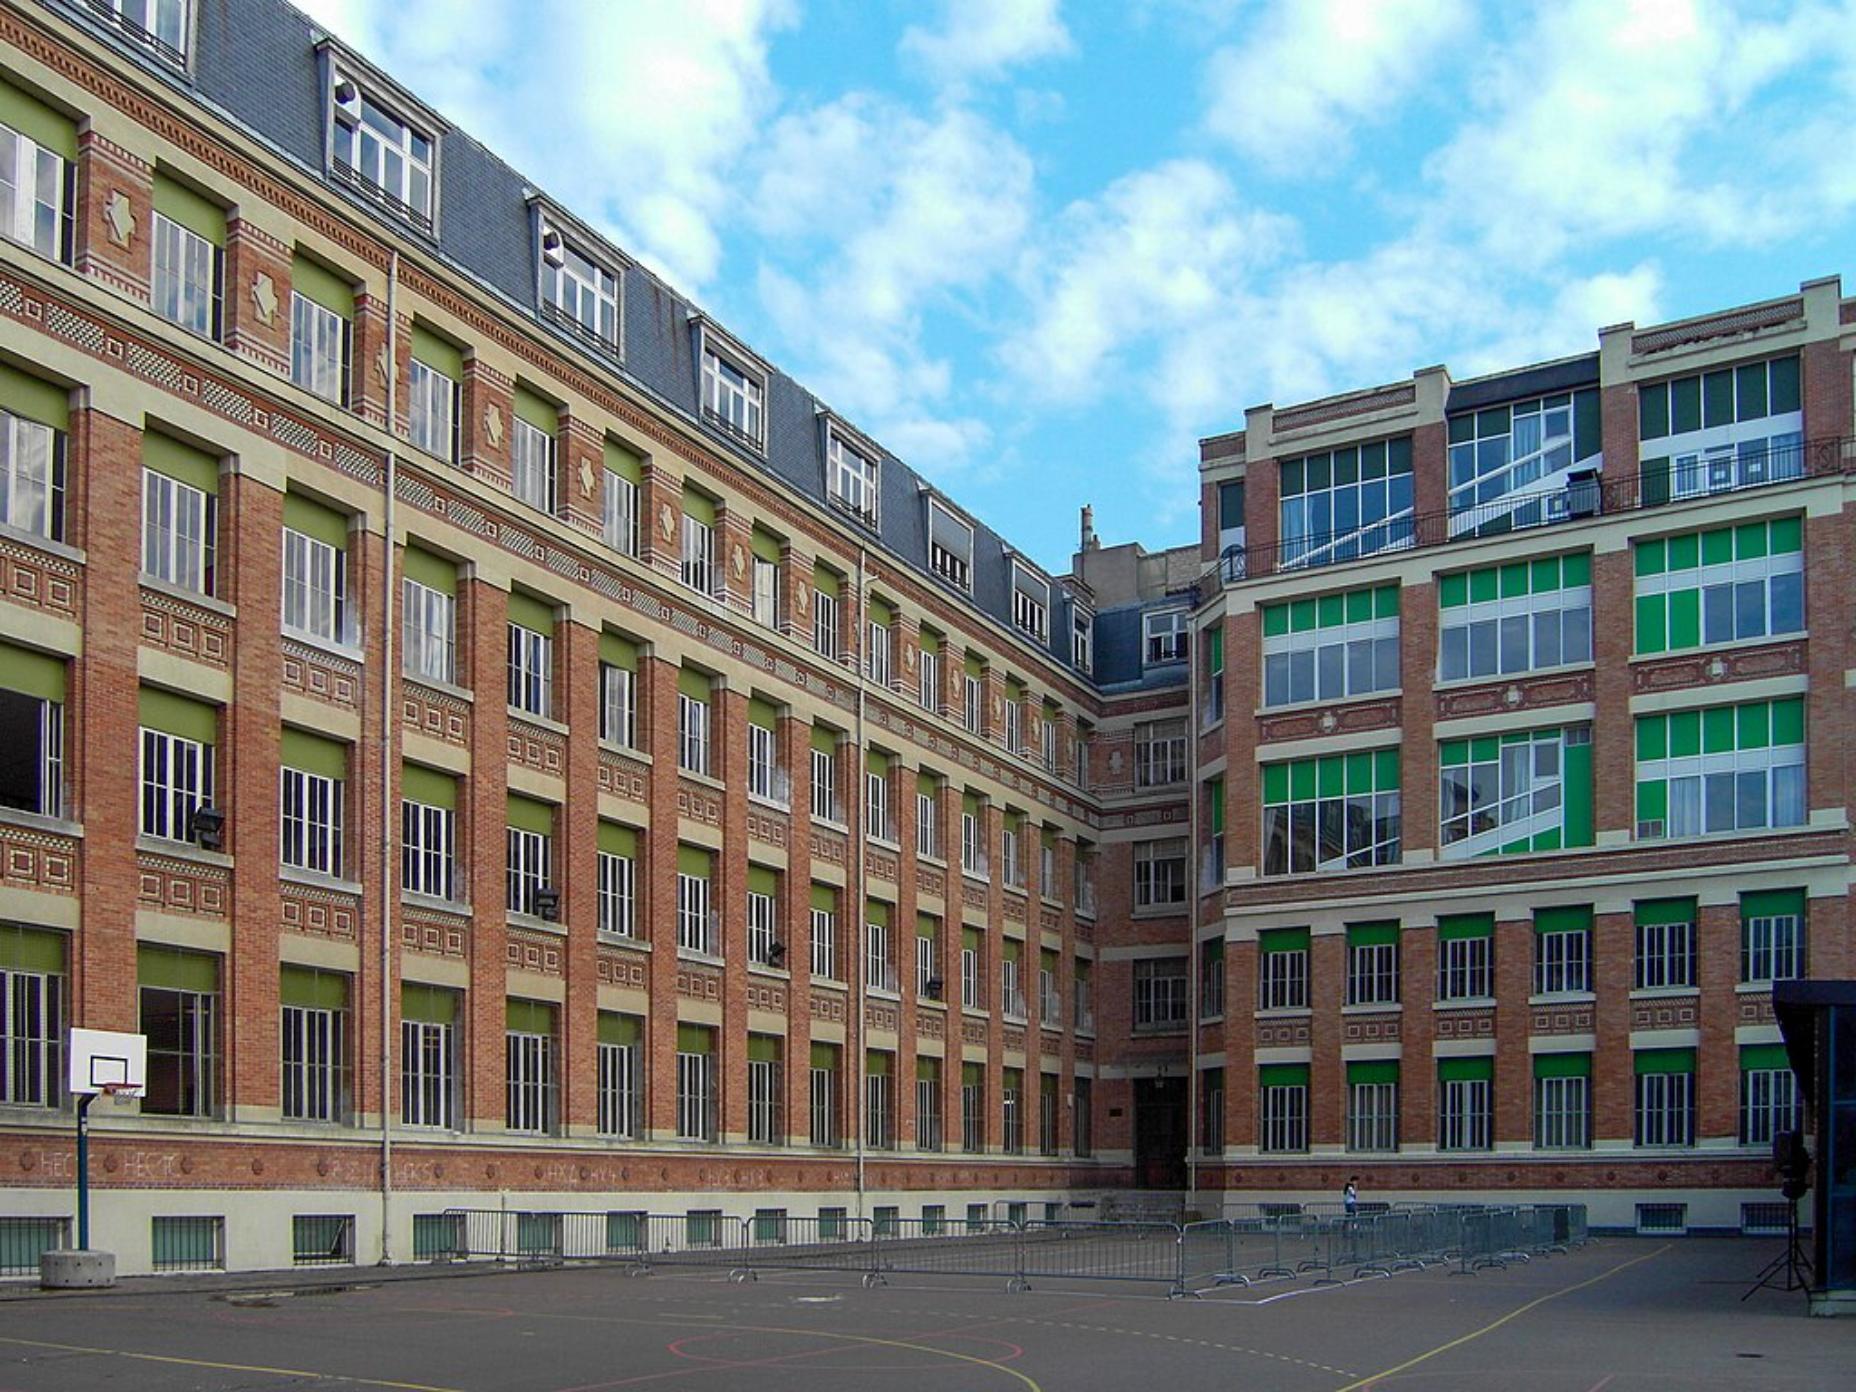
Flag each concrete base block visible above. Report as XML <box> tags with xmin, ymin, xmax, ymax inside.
<box><xmin>40</xmin><ymin>1248</ymin><xmax>116</xmax><ymax>1289</ymax></box>
<box><xmin>1807</xmin><ymin>1287</ymin><xmax>1856</xmax><ymax>1317</ymax></box>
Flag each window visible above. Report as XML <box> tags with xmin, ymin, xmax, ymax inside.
<box><xmin>928</xmin><ymin>500</ymin><xmax>972</xmax><ymax>590</ymax></box>
<box><xmin>282</xmin><ymin>522</ymin><xmax>351</xmax><ymax>647</ymax></box>
<box><xmin>916</xmin><ymin>1059</ymin><xmax>943</xmax><ymax>1151</ymax></box>
<box><xmin>866</xmin><ymin>615</ymin><xmax>893</xmax><ymax>687</ymax></box>
<box><xmin>960</xmin><ymin>929</ymin><xmax>982</xmax><ymax>1011</ymax></box>
<box><xmin>0</xmin><ymin>401</ymin><xmax>65</xmax><ymax>542</ymax></box>
<box><xmin>1259</xmin><ymin>1066</ymin><xmax>1309</xmax><ymax>1152</ymax></box>
<box><xmin>963</xmin><ymin>670</ymin><xmax>984</xmax><ymax>734</ymax></box>
<box><xmin>1042</xmin><ymin>1073</ymin><xmax>1062</xmax><ymax>1156</ymax></box>
<box><xmin>280</xmin><ymin>967</ymin><xmax>348</xmax><ymax>1123</ymax></box>
<box><xmin>407</xmin><ymin>357</ymin><xmax>457</xmax><ymax>462</ymax></box>
<box><xmin>401</xmin><ymin>574</ymin><xmax>455</xmax><ymax>686</ymax></box>
<box><xmin>1011</xmin><ymin>563</ymin><xmax>1049</xmax><ymax>642</ymax></box>
<box><xmin>1280</xmin><ymin>437</ymin><xmax>1414</xmax><ymax>569</ymax></box>
<box><xmin>1143</xmin><ymin>609</ymin><xmax>1187</xmax><ymax>665</ymax></box>
<box><xmin>142</xmin><ymin>465</ymin><xmax>215</xmax><ymax>594</ymax></box>
<box><xmin>1003</xmin><ymin>696</ymin><xmax>1023</xmax><ymax>755</ymax></box>
<box><xmin>1441</xmin><ymin>726</ymin><xmax>1589</xmax><ymax>859</ymax></box>
<box><xmin>1635</xmin><ymin>699</ymin><xmax>1804</xmax><ymax>839</ymax></box>
<box><xmin>916</xmin><ymin>784</ymin><xmax>941</xmax><ymax>858</ymax></box>
<box><xmin>400</xmin><ymin>989</ymin><xmax>455</xmax><ymax>1130</ymax></box>
<box><xmin>290</xmin><ymin>292</ymin><xmax>348</xmax><ymax>404</ymax></box>
<box><xmin>1347</xmin><ymin>1063</ymin><xmax>1398</xmax><ymax>1152</ymax></box>
<box><xmin>400</xmin><ymin>782</ymin><xmax>454</xmax><ymax>901</ymax></box>
<box><xmin>595</xmin><ymin>1017</ymin><xmax>641</xmax><ymax>1139</ymax></box>
<box><xmin>1437</xmin><ymin>918</ymin><xmax>1493</xmax><ymax>1000</ymax></box>
<box><xmin>1074</xmin><ymin>1076</ymin><xmax>1093</xmax><ymax>1157</ymax></box>
<box><xmin>960</xmin><ymin>1065</ymin><xmax>984</xmax><ymax>1151</ymax></box>
<box><xmin>827</xmin><ymin>430</ymin><xmax>879</xmax><ymax>525</ymax></box>
<box><xmin>597</xmin><ymin>826</ymin><xmax>636</xmax><ymax>940</ymax></box>
<box><xmin>1634</xmin><ymin>517</ymin><xmax>1803</xmax><ymax>655</ymax></box>
<box><xmin>1440</xmin><ymin>554</ymin><xmax>1593</xmax><ymax>682</ymax></box>
<box><xmin>813</xmin><ymin>581</ymin><xmax>841</xmax><ymax>660</ymax></box>
<box><xmin>1741</xmin><ymin>889</ymin><xmax>1804</xmax><ymax>984</ymax></box>
<box><xmin>680</xmin><ymin>507</ymin><xmax>716</xmax><ymax>596</ymax></box>
<box><xmin>1072</xmin><ymin>607</ymin><xmax>1094</xmax><ymax>673</ymax></box>
<box><xmin>917</xmin><ymin>918</ymin><xmax>940</xmax><ymax>997</ymax></box>
<box><xmin>808</xmin><ymin>1043</ymin><xmax>840</xmax><ymax>1146</ymax></box>
<box><xmin>700</xmin><ymin>343</ymin><xmax>763</xmax><ymax>447</ymax></box>
<box><xmin>1534</xmin><ymin>1056</ymin><xmax>1591</xmax><ymax>1149</ymax></box>
<box><xmin>1258</xmin><ymin>929</ymin><xmax>1309</xmax><ymax>1010</ymax></box>
<box><xmin>505</xmin><ymin>1002</ymin><xmax>555</xmax><ymax>1134</ymax></box>
<box><xmin>678</xmin><ymin>689</ymin><xmax>711</xmax><ymax>775</ymax></box>
<box><xmin>599</xmin><ymin>661</ymin><xmax>636</xmax><ymax>747</ymax></box>
<box><xmin>867</xmin><ymin>912</ymin><xmax>897</xmax><ymax>994</ymax></box>
<box><xmin>1001</xmin><ymin>1068</ymin><xmax>1024</xmax><ymax>1154</ymax></box>
<box><xmin>747</xmin><ymin>877</ymin><xmax>778</xmax><ymax>968</ymax></box>
<box><xmin>330</xmin><ymin>75</ymin><xmax>434</xmax><ymax>227</ymax></box>
<box><xmin>0</xmin><ymin>112</ymin><xmax>74</xmax><ymax>263</ymax></box>
<box><xmin>280</xmin><ymin>754</ymin><xmax>344</xmax><ymax>879</ymax></box>
<box><xmin>918</xmin><ymin>643</ymin><xmax>941</xmax><ymax>713</ymax></box>
<box><xmin>1262</xmin><ymin>750</ymin><xmax>1401</xmax><ymax>875</ymax></box>
<box><xmin>809</xmin><ymin>894</ymin><xmax>837</xmax><ymax>979</ymax></box>
<box><xmin>1132</xmin><ymin>956</ymin><xmax>1188</xmax><ymax>1031</ymax></box>
<box><xmin>604</xmin><ymin>464</ymin><xmax>639</xmax><ymax>556</ymax></box>
<box><xmin>511</xmin><ymin>416</ymin><xmax>556</xmax><ymax>515</ymax></box>
<box><xmin>1438</xmin><ymin>1061</ymin><xmax>1492</xmax><ymax>1150</ymax></box>
<box><xmin>0</xmin><ymin>645</ymin><xmax>65</xmax><ymax>819</ymax></box>
<box><xmin>1638</xmin><ymin>355</ymin><xmax>1802</xmax><ymax>502</ymax></box>
<box><xmin>1532</xmin><ymin>907</ymin><xmax>1592</xmax><ymax>995</ymax></box>
<box><xmin>1345</xmin><ymin>923</ymin><xmax>1399</xmax><ymax>1006</ymax></box>
<box><xmin>747</xmin><ymin>1038</ymin><xmax>781</xmax><ymax>1145</ymax></box>
<box><xmin>810</xmin><ymin>739</ymin><xmax>841</xmax><ymax>823</ymax></box>
<box><xmin>749</xmin><ymin>531</ymin><xmax>783</xmax><ymax>628</ymax></box>
<box><xmin>1633</xmin><ymin>1051</ymin><xmax>1695</xmax><ymax>1147</ymax></box>
<box><xmin>139</xmin><ymin>719</ymin><xmax>214</xmax><ymax>843</ymax></box>
<box><xmin>1262</xmin><ymin>585</ymin><xmax>1398</xmax><ymax>706</ymax></box>
<box><xmin>506</xmin><ymin>614</ymin><xmax>553</xmax><ymax>719</ymax></box>
<box><xmin>504</xmin><ymin>815</ymin><xmax>552</xmax><ymax>917</ymax></box>
<box><xmin>0</xmin><ymin>925</ymin><xmax>63</xmax><ymax>1107</ymax></box>
<box><xmin>1634</xmin><ymin>900</ymin><xmax>1695</xmax><ymax>990</ymax></box>
<box><xmin>747</xmin><ymin>718</ymin><xmax>782</xmax><ymax>804</ymax></box>
<box><xmin>866</xmin><ymin>767</ymin><xmax>894</xmax><ymax>842</ymax></box>
<box><xmin>1447</xmin><ymin>389</ymin><xmax>1599</xmax><ymax>534</ymax></box>
<box><xmin>151</xmin><ymin>210</ymin><xmax>220</xmax><ymax>338</ymax></box>
<box><xmin>151</xmin><ymin>1216</ymin><xmax>222</xmax><ymax>1272</ymax></box>
<box><xmin>1000</xmin><ymin>822</ymin><xmax>1023</xmax><ymax>889</ymax></box>
<box><xmin>139</xmin><ymin>946</ymin><xmax>218</xmax><ymax>1117</ymax></box>
<box><xmin>1000</xmin><ymin>950</ymin><xmax>1025</xmax><ymax>1019</ymax></box>
<box><xmin>540</xmin><ymin>228</ymin><xmax>619</xmax><ymax>348</ymax></box>
<box><xmin>1739</xmin><ymin>1045</ymin><xmax>1799</xmax><ymax>1146</ymax></box>
<box><xmin>865</xmin><ymin>1053</ymin><xmax>895</xmax><ymax>1148</ymax></box>
<box><xmin>677</xmin><ymin>854</ymin><xmax>714</xmax><ymax>956</ymax></box>
<box><xmin>1134</xmin><ymin>719</ymin><xmax>1187</xmax><ymax>788</ymax></box>
<box><xmin>1133</xmin><ymin>839</ymin><xmax>1187</xmax><ymax>909</ymax></box>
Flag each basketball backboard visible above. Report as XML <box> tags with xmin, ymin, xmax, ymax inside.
<box><xmin>67</xmin><ymin>1028</ymin><xmax>147</xmax><ymax>1097</ymax></box>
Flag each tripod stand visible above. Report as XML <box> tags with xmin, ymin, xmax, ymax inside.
<box><xmin>1742</xmin><ymin>1195</ymin><xmax>1812</xmax><ymax>1301</ymax></box>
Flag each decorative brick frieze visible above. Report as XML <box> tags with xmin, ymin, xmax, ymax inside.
<box><xmin>280</xmin><ymin>638</ymin><xmax>361</xmax><ymax>708</ymax></box>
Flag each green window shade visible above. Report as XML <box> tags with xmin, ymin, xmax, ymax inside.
<box><xmin>600</xmin><ymin>1013</ymin><xmax>642</xmax><ymax>1046</ymax></box>
<box><xmin>410</xmin><ymin>326</ymin><xmax>463</xmax><ymax>380</ymax></box>
<box><xmin>0</xmin><ymin>924</ymin><xmax>64</xmax><ymax>973</ymax></box>
<box><xmin>747</xmin><ymin>1034</ymin><xmax>781</xmax><ymax>1063</ymax></box>
<box><xmin>750</xmin><ymin>528</ymin><xmax>783</xmax><ymax>564</ymax></box>
<box><xmin>137</xmin><ymin>944</ymin><xmax>217</xmax><ymax>993</ymax></box>
<box><xmin>402</xmin><ymin>983</ymin><xmax>456</xmax><ymax>1024</ymax></box>
<box><xmin>1533</xmin><ymin>1052</ymin><xmax>1591</xmax><ymax>1079</ymax></box>
<box><xmin>813</xmin><ymin>564</ymin><xmax>842</xmax><ymax>599</ymax></box>
<box><xmin>152</xmin><ymin>175</ymin><xmax>225</xmax><ymax>245</ymax></box>
<box><xmin>677</xmin><ymin>667</ymin><xmax>712</xmax><ymax>702</ymax></box>
<box><xmin>1633</xmin><ymin>1048</ymin><xmax>1695</xmax><ymax>1076</ymax></box>
<box><xmin>866</xmin><ymin>1051</ymin><xmax>892</xmax><ymax>1076</ymax></box>
<box><xmin>512</xmin><ymin>386</ymin><xmax>558</xmax><ymax>434</ymax></box>
<box><xmin>507</xmin><ymin>999</ymin><xmax>555</xmax><ymax>1034</ymax></box>
<box><xmin>599</xmin><ymin>631</ymin><xmax>638</xmax><ymax>669</ymax></box>
<box><xmin>1259</xmin><ymin>1063</ymin><xmax>1309</xmax><ymax>1088</ymax></box>
<box><xmin>144</xmin><ymin>432</ymin><xmax>220</xmax><ymax>494</ymax></box>
<box><xmin>1259</xmin><ymin>927</ymin><xmax>1310</xmax><ymax>954</ymax></box>
<box><xmin>917</xmin><ymin>914</ymin><xmax>937</xmax><ymax>939</ymax></box>
<box><xmin>280</xmin><ymin>728</ymin><xmax>347</xmax><ymax>780</ymax></box>
<box><xmin>916</xmin><ymin>1056</ymin><xmax>939</xmax><ymax>1080</ymax></box>
<box><xmin>603</xmin><ymin>438</ymin><xmax>643</xmax><ymax>482</ymax></box>
<box><xmin>0</xmin><ymin>642</ymin><xmax>65</xmax><ymax>702</ymax></box>
<box><xmin>811</xmin><ymin>883</ymin><xmax>837</xmax><ymax>914</ymax></box>
<box><xmin>1208</xmin><ymin>626</ymin><xmax>1224</xmax><ymax>672</ymax></box>
<box><xmin>1208</xmin><ymin>778</ymin><xmax>1225</xmax><ymax>835</ymax></box>
<box><xmin>1634</xmin><ymin>898</ymin><xmax>1694</xmax><ymax>927</ymax></box>
<box><xmin>961</xmin><ymin>1062</ymin><xmax>982</xmax><ymax>1086</ymax></box>
<box><xmin>1437</xmin><ymin>913</ymin><xmax>1493</xmax><ymax>942</ymax></box>
<box><xmin>964</xmin><ymin>653</ymin><xmax>984</xmax><ymax>679</ymax></box>
<box><xmin>865</xmin><ymin>899</ymin><xmax>890</xmax><ymax>929</ymax></box>
<box><xmin>1346</xmin><ymin>1059</ymin><xmax>1398</xmax><ymax>1086</ymax></box>
<box><xmin>961</xmin><ymin>791</ymin><xmax>981</xmax><ymax>817</ymax></box>
<box><xmin>1041</xmin><ymin>948</ymin><xmax>1058</xmax><ymax>974</ymax></box>
<box><xmin>138</xmin><ymin>688</ymin><xmax>217</xmax><ymax>744</ymax></box>
<box><xmin>749</xmin><ymin>865</ymin><xmax>778</xmax><ymax>897</ymax></box>
<box><xmin>867</xmin><ymin>749</ymin><xmax>891</xmax><ymax>777</ymax></box>
<box><xmin>682</xmin><ymin>487</ymin><xmax>716</xmax><ymax>527</ymax></box>
<box><xmin>280</xmin><ymin>964</ymin><xmax>348</xmax><ymax>1009</ymax></box>
<box><xmin>1346</xmin><ymin>921</ymin><xmax>1399</xmax><ymax>948</ymax></box>
<box><xmin>599</xmin><ymin>821</ymin><xmax>637</xmax><ymax>857</ymax></box>
<box><xmin>962</xmin><ymin>926</ymin><xmax>981</xmax><ymax>952</ymax></box>
<box><xmin>1740</xmin><ymin>1043</ymin><xmax>1791</xmax><ymax>1072</ymax></box>
<box><xmin>291</xmin><ymin>256</ymin><xmax>354</xmax><ymax>318</ymax></box>
<box><xmin>401</xmin><ymin>764</ymin><xmax>456</xmax><ymax>810</ymax></box>
<box><xmin>1437</xmin><ymin>1055</ymin><xmax>1494</xmax><ymax>1083</ymax></box>
<box><xmin>676</xmin><ymin>844</ymin><xmax>713</xmax><ymax>877</ymax></box>
<box><xmin>506</xmin><ymin>590</ymin><xmax>556</xmax><ymax>637</ymax></box>
<box><xmin>867</xmin><ymin>597</ymin><xmax>895</xmax><ymax>628</ymax></box>
<box><xmin>812</xmin><ymin>724</ymin><xmax>841</xmax><ymax>755</ymax></box>
<box><xmin>748</xmin><ymin>697</ymin><xmax>779</xmax><ymax>730</ymax></box>
<box><xmin>1533</xmin><ymin>905</ymin><xmax>1591</xmax><ymax>934</ymax></box>
<box><xmin>401</xmin><ymin>546</ymin><xmax>455</xmax><ymax>594</ymax></box>
<box><xmin>1741</xmin><ymin>889</ymin><xmax>1805</xmax><ymax>920</ymax></box>
<box><xmin>811</xmin><ymin>1042</ymin><xmax>840</xmax><ymax>1069</ymax></box>
<box><xmin>0</xmin><ymin>80</ymin><xmax>77</xmax><ymax>159</ymax></box>
<box><xmin>0</xmin><ymin>361</ymin><xmax>70</xmax><ymax>431</ymax></box>
<box><xmin>919</xmin><ymin>628</ymin><xmax>941</xmax><ymax>656</ymax></box>
<box><xmin>505</xmin><ymin>795</ymin><xmax>553</xmax><ymax>835</ymax></box>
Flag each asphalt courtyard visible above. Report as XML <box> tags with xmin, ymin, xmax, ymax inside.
<box><xmin>0</xmin><ymin>1237</ymin><xmax>1847</xmax><ymax>1391</ymax></box>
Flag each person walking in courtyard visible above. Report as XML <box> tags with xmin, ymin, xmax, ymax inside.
<box><xmin>1343</xmin><ymin>1176</ymin><xmax>1359</xmax><ymax>1217</ymax></box>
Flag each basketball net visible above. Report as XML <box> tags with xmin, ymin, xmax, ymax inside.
<box><xmin>99</xmin><ymin>1082</ymin><xmax>141</xmax><ymax>1107</ymax></box>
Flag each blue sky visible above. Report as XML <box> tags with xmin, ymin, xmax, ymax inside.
<box><xmin>297</xmin><ymin>0</ymin><xmax>1856</xmax><ymax>575</ymax></box>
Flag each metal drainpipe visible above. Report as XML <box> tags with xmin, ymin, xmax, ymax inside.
<box><xmin>1184</xmin><ymin>610</ymin><xmax>1201</xmax><ymax>1208</ymax></box>
<box><xmin>378</xmin><ymin>250</ymin><xmax>400</xmax><ymax>1263</ymax></box>
<box><xmin>852</xmin><ymin>544</ymin><xmax>869</xmax><ymax>1220</ymax></box>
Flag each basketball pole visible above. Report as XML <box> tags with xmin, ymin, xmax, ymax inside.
<box><xmin>75</xmin><ymin>1091</ymin><xmax>95</xmax><ymax>1251</ymax></box>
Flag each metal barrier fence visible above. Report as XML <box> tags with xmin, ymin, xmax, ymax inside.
<box><xmin>439</xmin><ymin>1202</ymin><xmax>1587</xmax><ymax>1297</ymax></box>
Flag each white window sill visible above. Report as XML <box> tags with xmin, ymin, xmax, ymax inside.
<box><xmin>0</xmin><ymin>519</ymin><xmax>83</xmax><ymax>564</ymax></box>
<box><xmin>1528</xmin><ymin>991</ymin><xmax>1597</xmax><ymax>1006</ymax></box>
<box><xmin>1433</xmin><ymin>996</ymin><xmax>1496</xmax><ymax>1011</ymax></box>
<box><xmin>283</xmin><ymin>627</ymin><xmax>365</xmax><ymax>665</ymax></box>
<box><xmin>1341</xmin><ymin>1001</ymin><xmax>1401</xmax><ymax>1015</ymax></box>
<box><xmin>405</xmin><ymin>673</ymin><xmax>474</xmax><ymax>703</ymax></box>
<box><xmin>509</xmin><ymin>707</ymin><xmax>570</xmax><ymax>737</ymax></box>
<box><xmin>961</xmin><ymin>1005</ymin><xmax>989</xmax><ymax>1020</ymax></box>
<box><xmin>747</xmin><ymin>791</ymin><xmax>790</xmax><ymax>812</ymax></box>
<box><xmin>400</xmin><ymin>889</ymin><xmax>470</xmax><ymax>917</ymax></box>
<box><xmin>747</xmin><ymin>961</ymin><xmax>789</xmax><ymax>980</ymax></box>
<box><xmin>679</xmin><ymin>768</ymin><xmax>726</xmax><ymax>792</ymax></box>
<box><xmin>1735</xmin><ymin>980</ymin><xmax>1780</xmax><ymax>995</ymax></box>
<box><xmin>868</xmin><ymin>834</ymin><xmax>902</xmax><ymax>851</ymax></box>
<box><xmin>1629</xmin><ymin>986</ymin><xmax>1699</xmax><ymax>1000</ymax></box>
<box><xmin>0</xmin><ymin>806</ymin><xmax>82</xmax><ymax>838</ymax></box>
<box><xmin>1433</xmin><ymin>661</ymin><xmax>1594</xmax><ymax>692</ymax></box>
<box><xmin>280</xmin><ymin>864</ymin><xmax>362</xmax><ymax>896</ymax></box>
<box><xmin>597</xmin><ymin>932</ymin><xmax>648</xmax><ymax>951</ymax></box>
<box><xmin>1635</xmin><ymin>821</ymin><xmax>1811</xmax><ymax>848</ymax></box>
<box><xmin>677</xmin><ymin>949</ymin><xmax>725</xmax><ymax>969</ymax></box>
<box><xmin>1627</xmin><ymin>632</ymin><xmax>1805</xmax><ymax>664</ymax></box>
<box><xmin>1199</xmin><ymin>1012</ymin><xmax>1225</xmax><ymax>1026</ymax></box>
<box><xmin>812</xmin><ymin>976</ymin><xmax>848</xmax><ymax>993</ymax></box>
<box><xmin>1132</xmin><ymin>904</ymin><xmax>1188</xmax><ymax>918</ymax></box>
<box><xmin>506</xmin><ymin>911</ymin><xmax>564</xmax><ymax>936</ymax></box>
<box><xmin>135</xmin><ymin>833</ymin><xmax>231</xmax><ymax>868</ymax></box>
<box><xmin>814</xmin><ymin>816</ymin><xmax>849</xmax><ymax>833</ymax></box>
<box><xmin>140</xmin><ymin>572</ymin><xmax>235</xmax><ymax>617</ymax></box>
<box><xmin>1253</xmin><ymin>1006</ymin><xmax>1312</xmax><ymax>1020</ymax></box>
<box><xmin>1256</xmin><ymin>687</ymin><xmax>1401</xmax><ymax>719</ymax></box>
<box><xmin>916</xmin><ymin>996</ymin><xmax>947</xmax><ymax>1012</ymax></box>
<box><xmin>598</xmin><ymin>737</ymin><xmax>648</xmax><ymax>762</ymax></box>
<box><xmin>868</xmin><ymin>986</ymin><xmax>902</xmax><ymax>1002</ymax></box>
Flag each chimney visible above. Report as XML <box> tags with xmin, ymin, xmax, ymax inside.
<box><xmin>1080</xmin><ymin>504</ymin><xmax>1097</xmax><ymax>551</ymax></box>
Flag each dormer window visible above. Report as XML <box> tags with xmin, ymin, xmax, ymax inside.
<box><xmin>827</xmin><ymin>428</ymin><xmax>879</xmax><ymax>527</ymax></box>
<box><xmin>1010</xmin><ymin>562</ymin><xmax>1049</xmax><ymax>643</ymax></box>
<box><xmin>538</xmin><ymin>220</ymin><xmax>620</xmax><ymax>351</ymax></box>
<box><xmin>699</xmin><ymin>336</ymin><xmax>764</xmax><ymax>449</ymax></box>
<box><xmin>1144</xmin><ymin>608</ymin><xmax>1189</xmax><ymax>665</ymax></box>
<box><xmin>928</xmin><ymin>499</ymin><xmax>973</xmax><ymax>591</ymax></box>
<box><xmin>88</xmin><ymin>0</ymin><xmax>190</xmax><ymax>64</ymax></box>
<box><xmin>329</xmin><ymin>68</ymin><xmax>434</xmax><ymax>230</ymax></box>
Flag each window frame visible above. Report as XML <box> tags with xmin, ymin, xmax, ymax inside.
<box><xmin>327</xmin><ymin>62</ymin><xmax>437</xmax><ymax>230</ymax></box>
<box><xmin>537</xmin><ymin>216</ymin><xmax>622</xmax><ymax>352</ymax></box>
<box><xmin>826</xmin><ymin>427</ymin><xmax>880</xmax><ymax>527</ymax></box>
<box><xmin>150</xmin><ymin>210</ymin><xmax>221</xmax><ymax>340</ymax></box>
<box><xmin>697</xmin><ymin>331</ymin><xmax>765</xmax><ymax>450</ymax></box>
<box><xmin>1143</xmin><ymin>608</ymin><xmax>1188</xmax><ymax>666</ymax></box>
<box><xmin>1011</xmin><ymin>561</ymin><xmax>1050</xmax><ymax>643</ymax></box>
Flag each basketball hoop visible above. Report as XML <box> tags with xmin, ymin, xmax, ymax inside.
<box><xmin>99</xmin><ymin>1082</ymin><xmax>140</xmax><ymax>1107</ymax></box>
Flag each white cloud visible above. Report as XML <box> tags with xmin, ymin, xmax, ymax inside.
<box><xmin>1203</xmin><ymin>0</ymin><xmax>1473</xmax><ymax>172</ymax></box>
<box><xmin>900</xmin><ymin>0</ymin><xmax>1073</xmax><ymax>87</ymax></box>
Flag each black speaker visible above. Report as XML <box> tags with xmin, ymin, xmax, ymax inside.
<box><xmin>1773</xmin><ymin>1129</ymin><xmax>1809</xmax><ymax>1180</ymax></box>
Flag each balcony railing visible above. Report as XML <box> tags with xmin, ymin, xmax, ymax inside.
<box><xmin>1213</xmin><ymin>434</ymin><xmax>1852</xmax><ymax>591</ymax></box>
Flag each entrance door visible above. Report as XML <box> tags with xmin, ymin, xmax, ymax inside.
<box><xmin>1133</xmin><ymin>1076</ymin><xmax>1188</xmax><ymax>1190</ymax></box>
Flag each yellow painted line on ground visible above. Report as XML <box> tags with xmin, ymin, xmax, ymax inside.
<box><xmin>0</xmin><ymin>1333</ymin><xmax>468</xmax><ymax>1392</ymax></box>
<box><xmin>1329</xmin><ymin>1244</ymin><xmax>1671</xmax><ymax>1392</ymax></box>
